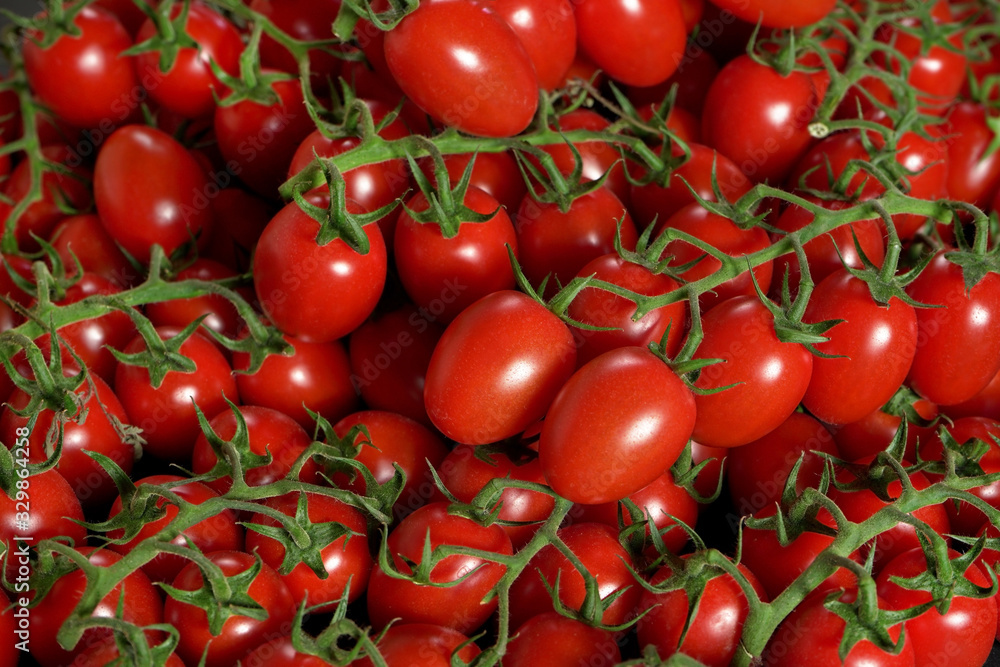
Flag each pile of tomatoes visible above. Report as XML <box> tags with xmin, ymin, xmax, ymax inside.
<box><xmin>2</xmin><ymin>0</ymin><xmax>1000</xmax><ymax>665</ymax></box>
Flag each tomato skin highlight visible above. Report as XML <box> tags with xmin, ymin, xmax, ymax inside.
<box><xmin>424</xmin><ymin>290</ymin><xmax>577</xmax><ymax>445</ymax></box>
<box><xmin>539</xmin><ymin>346</ymin><xmax>696</xmax><ymax>504</ymax></box>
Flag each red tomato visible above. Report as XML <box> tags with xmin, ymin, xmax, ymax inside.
<box><xmin>205</xmin><ymin>188</ymin><xmax>273</xmax><ymax>273</ymax></box>
<box><xmin>658</xmin><ymin>203</ymin><xmax>773</xmax><ymax>312</ymax></box>
<box><xmin>106</xmin><ymin>474</ymin><xmax>244</xmax><ymax>583</ymax></box>
<box><xmin>492</xmin><ymin>0</ymin><xmax>577</xmax><ymax>91</ymax></box>
<box><xmin>165</xmin><ymin>550</ymin><xmax>296</xmax><ymax>667</ymax></box>
<box><xmin>762</xmin><ymin>589</ymin><xmax>916</xmax><ymax>666</ymax></box>
<box><xmin>943</xmin><ymin>102</ymin><xmax>1000</xmax><ymax>208</ymax></box>
<box><xmin>569</xmin><ymin>469</ymin><xmax>698</xmax><ymax>556</ymax></box>
<box><xmin>190</xmin><ymin>405</ymin><xmax>318</xmax><ymax>494</ymax></box>
<box><xmin>627</xmin><ymin>47</ymin><xmax>720</xmax><ymax>117</ymax></box>
<box><xmin>691</xmin><ymin>296</ymin><xmax>813</xmax><ymax>448</ymax></box>
<box><xmin>877</xmin><ymin>548</ymin><xmax>996</xmax><ymax>667</ymax></box>
<box><xmin>637</xmin><ymin>557</ymin><xmax>766</xmax><ymax>666</ymax></box>
<box><xmin>383</xmin><ymin>0</ymin><xmax>539</xmax><ymax>137</ymax></box>
<box><xmin>234</xmin><ymin>334</ymin><xmax>360</xmax><ymax>430</ymax></box>
<box><xmin>503</xmin><ymin>612</ymin><xmax>621</xmax><ymax>666</ymax></box>
<box><xmin>146</xmin><ymin>258</ymin><xmax>246</xmax><ymax>339</ymax></box>
<box><xmin>133</xmin><ymin>2</ymin><xmax>243</xmax><ymax>119</ymax></box>
<box><xmin>803</xmin><ymin>270</ymin><xmax>918</xmax><ymax>425</ymax></box>
<box><xmin>832</xmin><ymin>399</ymin><xmax>939</xmax><ymax>463</ymax></box>
<box><xmin>395</xmin><ymin>185</ymin><xmax>519</xmax><ymax>323</ymax></box>
<box><xmin>23</xmin><ymin>6</ymin><xmax>138</xmax><ymax>129</ymax></box>
<box><xmin>1</xmin><ymin>374</ymin><xmax>132</xmax><ymax>508</ymax></box>
<box><xmin>707</xmin><ymin>0</ymin><xmax>836</xmax><ymax>27</ymax></box>
<box><xmin>214</xmin><ymin>75</ymin><xmax>317</xmax><ymax>197</ymax></box>
<box><xmin>424</xmin><ymin>290</ymin><xmax>577</xmax><ymax>445</ymax></box>
<box><xmin>253</xmin><ymin>195</ymin><xmax>387</xmax><ymax>343</ymax></box>
<box><xmin>535</xmin><ymin>109</ymin><xmax>630</xmax><ymax>206</ymax></box>
<box><xmin>508</xmin><ymin>522</ymin><xmax>640</xmax><ymax>629</ymax></box>
<box><xmin>48</xmin><ymin>214</ymin><xmax>137</xmax><ymax>288</ymax></box>
<box><xmin>348</xmin><ymin>304</ymin><xmax>444</xmax><ymax>426</ymax></box>
<box><xmin>251</xmin><ymin>0</ymin><xmax>344</xmax><ymax>86</ymax></box>
<box><xmin>114</xmin><ymin>327</ymin><xmax>239</xmax><ymax>462</ymax></box>
<box><xmin>418</xmin><ymin>150</ymin><xmax>527</xmax><ymax>214</ymax></box>
<box><xmin>366</xmin><ymin>502</ymin><xmax>512</xmax><ymax>633</ymax></box>
<box><xmin>702</xmin><ymin>55</ymin><xmax>818</xmax><ymax>184</ymax></box>
<box><xmin>30</xmin><ymin>548</ymin><xmax>163</xmax><ymax>667</ymax></box>
<box><xmin>906</xmin><ymin>251</ymin><xmax>1000</xmax><ymax>405</ymax></box>
<box><xmin>352</xmin><ymin>623</ymin><xmax>481</xmax><ymax>667</ymax></box>
<box><xmin>94</xmin><ymin>125</ymin><xmax>214</xmax><ymax>263</ymax></box>
<box><xmin>728</xmin><ymin>413</ymin><xmax>838</xmax><ymax>517</ymax></box>
<box><xmin>574</xmin><ymin>0</ymin><xmax>687</xmax><ymax>87</ymax></box>
<box><xmin>944</xmin><ymin>368</ymin><xmax>1000</xmax><ymax>422</ymax></box>
<box><xmin>515</xmin><ymin>186</ymin><xmax>637</xmax><ymax>297</ymax></box>
<box><xmin>332</xmin><ymin>410</ymin><xmax>449</xmax><ymax>520</ymax></box>
<box><xmin>241</xmin><ymin>636</ymin><xmax>333</xmax><ymax>666</ymax></box>
<box><xmin>433</xmin><ymin>444</ymin><xmax>555</xmax><ymax>549</ymax></box>
<box><xmin>567</xmin><ymin>253</ymin><xmax>687</xmax><ymax>366</ymax></box>
<box><xmin>0</xmin><ymin>145</ymin><xmax>93</xmax><ymax>251</ymax></box>
<box><xmin>246</xmin><ymin>491</ymin><xmax>372</xmax><ymax>610</ymax></box>
<box><xmin>539</xmin><ymin>346</ymin><xmax>695</xmax><ymax>504</ymax></box>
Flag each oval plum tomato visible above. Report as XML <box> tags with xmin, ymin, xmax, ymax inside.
<box><xmin>234</xmin><ymin>334</ymin><xmax>359</xmax><ymax>430</ymax></box>
<box><xmin>114</xmin><ymin>327</ymin><xmax>239</xmax><ymax>462</ymax></box>
<box><xmin>30</xmin><ymin>548</ymin><xmax>163</xmax><ymax>667</ymax></box>
<box><xmin>833</xmin><ymin>398</ymin><xmax>939</xmax><ymax>463</ymax></box>
<box><xmin>145</xmin><ymin>258</ymin><xmax>246</xmax><ymax>339</ymax></box>
<box><xmin>23</xmin><ymin>5</ymin><xmax>138</xmax><ymax>129</ymax></box>
<box><xmin>539</xmin><ymin>346</ymin><xmax>696</xmax><ymax>504</ymax></box>
<box><xmin>215</xmin><ymin>75</ymin><xmax>317</xmax><ymax>198</ymax></box>
<box><xmin>574</xmin><ymin>0</ymin><xmax>686</xmax><ymax>87</ymax></box>
<box><xmin>771</xmin><ymin>197</ymin><xmax>885</xmax><ymax>295</ymax></box>
<box><xmin>331</xmin><ymin>410</ymin><xmax>449</xmax><ymax>520</ymax></box>
<box><xmin>49</xmin><ymin>214</ymin><xmax>137</xmax><ymax>288</ymax></box>
<box><xmin>508</xmin><ymin>522</ymin><xmax>640</xmax><ymax>629</ymax></box>
<box><xmin>691</xmin><ymin>296</ymin><xmax>813</xmax><ymax>448</ymax></box>
<box><xmin>348</xmin><ymin>304</ymin><xmax>444</xmax><ymax>426</ymax></box>
<box><xmin>352</xmin><ymin>623</ymin><xmax>481</xmax><ymax>667</ymax></box>
<box><xmin>741</xmin><ymin>506</ymin><xmax>857</xmax><ymax>599</ymax></box>
<box><xmin>514</xmin><ymin>186</ymin><xmax>637</xmax><ymax>297</ymax></box>
<box><xmin>877</xmin><ymin>548</ymin><xmax>996</xmax><ymax>667</ymax></box>
<box><xmin>254</xmin><ymin>193</ymin><xmax>387</xmax><ymax>343</ymax></box>
<box><xmin>803</xmin><ymin>270</ymin><xmax>918</xmax><ymax>425</ymax></box>
<box><xmin>536</xmin><ymin>109</ymin><xmax>630</xmax><ymax>206</ymax></box>
<box><xmin>906</xmin><ymin>251</ymin><xmax>1000</xmax><ymax>405</ymax></box>
<box><xmin>250</xmin><ymin>0</ymin><xmax>343</xmax><ymax>87</ymax></box>
<box><xmin>424</xmin><ymin>290</ymin><xmax>577</xmax><ymax>445</ymax></box>
<box><xmin>0</xmin><ymin>374</ymin><xmax>133</xmax><ymax>508</ymax></box>
<box><xmin>71</xmin><ymin>641</ymin><xmax>186</xmax><ymax>667</ymax></box>
<box><xmin>728</xmin><ymin>413</ymin><xmax>838</xmax><ymax>517</ymax></box>
<box><xmin>636</xmin><ymin>557</ymin><xmax>766</xmax><ymax>667</ymax></box>
<box><xmin>366</xmin><ymin>502</ymin><xmax>513</xmax><ymax>633</ymax></box>
<box><xmin>828</xmin><ymin>461</ymin><xmax>949</xmax><ymax>571</ymax></box>
<box><xmin>246</xmin><ymin>491</ymin><xmax>372</xmax><ymax>611</ymax></box>
<box><xmin>491</xmin><ymin>0</ymin><xmax>577</xmax><ymax>91</ymax></box>
<box><xmin>0</xmin><ymin>470</ymin><xmax>87</xmax><ymax>580</ymax></box>
<box><xmin>658</xmin><ymin>203</ymin><xmax>774</xmax><ymax>312</ymax></box>
<box><xmin>943</xmin><ymin>101</ymin><xmax>1000</xmax><ymax>208</ymax></box>
<box><xmin>419</xmin><ymin>150</ymin><xmax>527</xmax><ymax>214</ymax></box>
<box><xmin>567</xmin><ymin>253</ymin><xmax>687</xmax><ymax>366</ymax></box>
<box><xmin>0</xmin><ymin>144</ymin><xmax>93</xmax><ymax>251</ymax></box>
<box><xmin>433</xmin><ymin>444</ymin><xmax>555</xmax><ymax>550</ymax></box>
<box><xmin>95</xmin><ymin>125</ymin><xmax>213</xmax><ymax>263</ymax></box>
<box><xmin>395</xmin><ymin>185</ymin><xmax>518</xmax><ymax>323</ymax></box>
<box><xmin>190</xmin><ymin>405</ymin><xmax>318</xmax><ymax>494</ymax></box>
<box><xmin>133</xmin><ymin>2</ymin><xmax>243</xmax><ymax>119</ymax></box>
<box><xmin>503</xmin><ymin>612</ymin><xmax>621</xmax><ymax>667</ymax></box>
<box><xmin>761</xmin><ymin>589</ymin><xmax>916</xmax><ymax>667</ymax></box>
<box><xmin>944</xmin><ymin>368</ymin><xmax>1000</xmax><ymax>422</ymax></box>
<box><xmin>166</xmin><ymin>550</ymin><xmax>296</xmax><ymax>667</ymax></box>
<box><xmin>106</xmin><ymin>474</ymin><xmax>244</xmax><ymax>583</ymax></box>
<box><xmin>702</xmin><ymin>55</ymin><xmax>817</xmax><ymax>184</ymax></box>
<box><xmin>710</xmin><ymin>0</ymin><xmax>836</xmax><ymax>27</ymax></box>
<box><xmin>383</xmin><ymin>0</ymin><xmax>538</xmax><ymax>137</ymax></box>
<box><xmin>570</xmin><ymin>469</ymin><xmax>698</xmax><ymax>556</ymax></box>
<box><xmin>874</xmin><ymin>0</ymin><xmax>966</xmax><ymax>115</ymax></box>
<box><xmin>629</xmin><ymin>143</ymin><xmax>752</xmax><ymax>229</ymax></box>
<box><xmin>241</xmin><ymin>636</ymin><xmax>334</xmax><ymax>667</ymax></box>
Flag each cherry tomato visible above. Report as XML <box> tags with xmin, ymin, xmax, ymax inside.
<box><xmin>49</xmin><ymin>214</ymin><xmax>137</xmax><ymax>288</ymax></box>
<box><xmin>424</xmin><ymin>290</ymin><xmax>577</xmax><ymax>445</ymax></box>
<box><xmin>691</xmin><ymin>296</ymin><xmax>813</xmax><ymax>448</ymax></box>
<box><xmin>574</xmin><ymin>0</ymin><xmax>687</xmax><ymax>87</ymax></box>
<box><xmin>251</xmin><ymin>0</ymin><xmax>344</xmax><ymax>87</ymax></box>
<box><xmin>943</xmin><ymin>101</ymin><xmax>1000</xmax><ymax>209</ymax></box>
<box><xmin>352</xmin><ymin>623</ymin><xmax>481</xmax><ymax>667</ymax></box>
<box><xmin>707</xmin><ymin>0</ymin><xmax>836</xmax><ymax>27</ymax></box>
<box><xmin>503</xmin><ymin>612</ymin><xmax>622</xmax><ymax>666</ymax></box>
<box><xmin>165</xmin><ymin>550</ymin><xmax>296</xmax><ymax>667</ymax></box>
<box><xmin>491</xmin><ymin>0</ymin><xmax>577</xmax><ymax>91</ymax></box>
<box><xmin>383</xmin><ymin>0</ymin><xmax>539</xmax><ymax>137</ymax></box>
